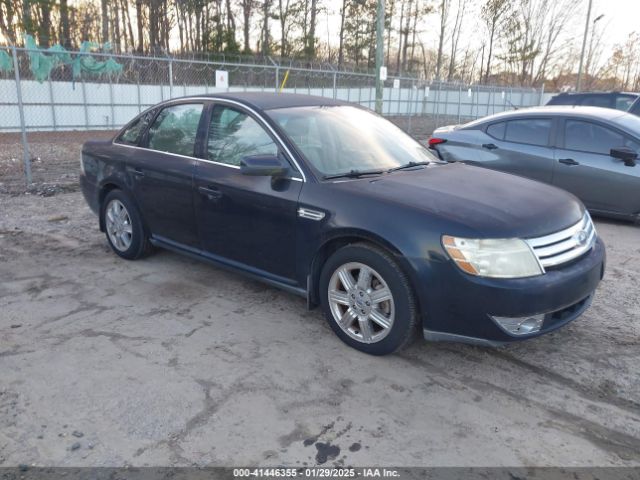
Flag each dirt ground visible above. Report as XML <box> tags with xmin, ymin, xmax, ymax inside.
<box><xmin>0</xmin><ymin>191</ymin><xmax>639</xmax><ymax>468</ymax></box>
<box><xmin>0</xmin><ymin>131</ymin><xmax>116</xmax><ymax>194</ymax></box>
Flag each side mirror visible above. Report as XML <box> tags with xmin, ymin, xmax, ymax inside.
<box><xmin>240</xmin><ymin>154</ymin><xmax>289</xmax><ymax>177</ymax></box>
<box><xmin>610</xmin><ymin>147</ymin><xmax>637</xmax><ymax>167</ymax></box>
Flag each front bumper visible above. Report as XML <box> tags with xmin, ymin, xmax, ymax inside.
<box><xmin>417</xmin><ymin>237</ymin><xmax>606</xmax><ymax>344</ymax></box>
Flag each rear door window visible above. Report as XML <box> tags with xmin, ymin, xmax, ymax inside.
<box><xmin>486</xmin><ymin>122</ymin><xmax>506</xmax><ymax>140</ymax></box>
<box><xmin>504</xmin><ymin>119</ymin><xmax>551</xmax><ymax>146</ymax></box>
<box><xmin>146</xmin><ymin>103</ymin><xmax>204</xmax><ymax>156</ymax></box>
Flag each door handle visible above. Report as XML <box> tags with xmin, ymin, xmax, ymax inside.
<box><xmin>198</xmin><ymin>185</ymin><xmax>223</xmax><ymax>200</ymax></box>
<box><xmin>559</xmin><ymin>158</ymin><xmax>580</xmax><ymax>166</ymax></box>
<box><xmin>482</xmin><ymin>143</ymin><xmax>498</xmax><ymax>150</ymax></box>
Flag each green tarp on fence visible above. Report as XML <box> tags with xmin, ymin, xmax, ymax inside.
<box><xmin>16</xmin><ymin>35</ymin><xmax>123</xmax><ymax>82</ymax></box>
<box><xmin>0</xmin><ymin>50</ymin><xmax>13</xmax><ymax>72</ymax></box>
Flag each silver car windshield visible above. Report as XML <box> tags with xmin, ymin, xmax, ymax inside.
<box><xmin>611</xmin><ymin>112</ymin><xmax>640</xmax><ymax>133</ymax></box>
<box><xmin>267</xmin><ymin>105</ymin><xmax>437</xmax><ymax>177</ymax></box>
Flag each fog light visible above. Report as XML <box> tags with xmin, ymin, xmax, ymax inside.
<box><xmin>490</xmin><ymin>314</ymin><xmax>545</xmax><ymax>336</ymax></box>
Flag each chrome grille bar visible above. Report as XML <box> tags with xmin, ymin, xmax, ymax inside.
<box><xmin>526</xmin><ymin>213</ymin><xmax>596</xmax><ymax>269</ymax></box>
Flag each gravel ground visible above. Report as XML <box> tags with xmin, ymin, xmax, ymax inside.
<box><xmin>0</xmin><ymin>191</ymin><xmax>638</xmax><ymax>467</ymax></box>
<box><xmin>0</xmin><ymin>131</ymin><xmax>116</xmax><ymax>194</ymax></box>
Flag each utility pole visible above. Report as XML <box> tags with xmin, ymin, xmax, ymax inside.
<box><xmin>375</xmin><ymin>0</ymin><xmax>385</xmax><ymax>113</ymax></box>
<box><xmin>576</xmin><ymin>0</ymin><xmax>592</xmax><ymax>92</ymax></box>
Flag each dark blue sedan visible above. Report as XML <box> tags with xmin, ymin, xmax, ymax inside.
<box><xmin>80</xmin><ymin>93</ymin><xmax>605</xmax><ymax>355</ymax></box>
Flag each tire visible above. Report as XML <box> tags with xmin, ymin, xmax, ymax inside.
<box><xmin>319</xmin><ymin>242</ymin><xmax>418</xmax><ymax>355</ymax></box>
<box><xmin>101</xmin><ymin>189</ymin><xmax>152</xmax><ymax>260</ymax></box>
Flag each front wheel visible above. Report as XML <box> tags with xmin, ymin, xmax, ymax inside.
<box><xmin>319</xmin><ymin>243</ymin><xmax>418</xmax><ymax>355</ymax></box>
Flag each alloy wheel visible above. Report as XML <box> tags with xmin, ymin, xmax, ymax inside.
<box><xmin>105</xmin><ymin>199</ymin><xmax>133</xmax><ymax>252</ymax></box>
<box><xmin>328</xmin><ymin>262</ymin><xmax>395</xmax><ymax>344</ymax></box>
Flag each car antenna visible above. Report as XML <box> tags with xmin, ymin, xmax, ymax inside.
<box><xmin>507</xmin><ymin>99</ymin><xmax>519</xmax><ymax>110</ymax></box>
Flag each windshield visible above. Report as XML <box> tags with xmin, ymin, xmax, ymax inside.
<box><xmin>612</xmin><ymin>111</ymin><xmax>640</xmax><ymax>133</ymax></box>
<box><xmin>266</xmin><ymin>105</ymin><xmax>437</xmax><ymax>177</ymax></box>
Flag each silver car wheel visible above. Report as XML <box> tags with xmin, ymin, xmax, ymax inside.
<box><xmin>328</xmin><ymin>262</ymin><xmax>395</xmax><ymax>344</ymax></box>
<box><xmin>105</xmin><ymin>199</ymin><xmax>133</xmax><ymax>252</ymax></box>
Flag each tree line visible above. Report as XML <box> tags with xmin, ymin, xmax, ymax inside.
<box><xmin>1</xmin><ymin>0</ymin><xmax>639</xmax><ymax>89</ymax></box>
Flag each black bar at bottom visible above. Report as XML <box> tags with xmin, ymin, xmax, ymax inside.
<box><xmin>0</xmin><ymin>467</ymin><xmax>638</xmax><ymax>480</ymax></box>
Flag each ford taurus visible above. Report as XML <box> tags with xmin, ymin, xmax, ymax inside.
<box><xmin>80</xmin><ymin>93</ymin><xmax>606</xmax><ymax>355</ymax></box>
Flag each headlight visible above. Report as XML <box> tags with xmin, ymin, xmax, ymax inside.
<box><xmin>442</xmin><ymin>235</ymin><xmax>543</xmax><ymax>278</ymax></box>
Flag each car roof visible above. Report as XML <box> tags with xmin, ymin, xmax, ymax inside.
<box><xmin>464</xmin><ymin>105</ymin><xmax>631</xmax><ymax>126</ymax></box>
<box><xmin>460</xmin><ymin>105</ymin><xmax>640</xmax><ymax>136</ymax></box>
<box><xmin>551</xmin><ymin>91</ymin><xmax>638</xmax><ymax>97</ymax></box>
<box><xmin>167</xmin><ymin>92</ymin><xmax>350</xmax><ymax>111</ymax></box>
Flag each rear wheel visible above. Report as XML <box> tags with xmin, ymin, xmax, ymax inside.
<box><xmin>320</xmin><ymin>243</ymin><xmax>418</xmax><ymax>355</ymax></box>
<box><xmin>101</xmin><ymin>189</ymin><xmax>152</xmax><ymax>260</ymax></box>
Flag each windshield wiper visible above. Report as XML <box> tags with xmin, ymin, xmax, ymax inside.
<box><xmin>323</xmin><ymin>169</ymin><xmax>386</xmax><ymax>180</ymax></box>
<box><xmin>387</xmin><ymin>161</ymin><xmax>431</xmax><ymax>172</ymax></box>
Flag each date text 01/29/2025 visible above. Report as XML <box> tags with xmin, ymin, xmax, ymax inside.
<box><xmin>232</xmin><ymin>468</ymin><xmax>400</xmax><ymax>477</ymax></box>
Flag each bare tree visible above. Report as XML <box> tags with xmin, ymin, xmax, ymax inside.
<box><xmin>400</xmin><ymin>0</ymin><xmax>413</xmax><ymax>73</ymax></box>
<box><xmin>135</xmin><ymin>0</ymin><xmax>144</xmax><ymax>51</ymax></box>
<box><xmin>59</xmin><ymin>0</ymin><xmax>71</xmax><ymax>47</ymax></box>
<box><xmin>22</xmin><ymin>0</ymin><xmax>34</xmax><ymax>39</ymax></box>
<box><xmin>304</xmin><ymin>0</ymin><xmax>318</xmax><ymax>57</ymax></box>
<box><xmin>601</xmin><ymin>32</ymin><xmax>640</xmax><ymax>91</ymax></box>
<box><xmin>100</xmin><ymin>0</ymin><xmax>109</xmax><ymax>42</ymax></box>
<box><xmin>240</xmin><ymin>0</ymin><xmax>254</xmax><ymax>53</ymax></box>
<box><xmin>385</xmin><ymin>0</ymin><xmax>395</xmax><ymax>66</ymax></box>
<box><xmin>532</xmin><ymin>0</ymin><xmax>580</xmax><ymax>85</ymax></box>
<box><xmin>0</xmin><ymin>0</ymin><xmax>18</xmax><ymax>44</ymax></box>
<box><xmin>122</xmin><ymin>0</ymin><xmax>135</xmax><ymax>51</ymax></box>
<box><xmin>261</xmin><ymin>0</ymin><xmax>271</xmax><ymax>55</ymax></box>
<box><xmin>338</xmin><ymin>0</ymin><xmax>348</xmax><ymax>66</ymax></box>
<box><xmin>446</xmin><ymin>0</ymin><xmax>465</xmax><ymax>81</ymax></box>
<box><xmin>481</xmin><ymin>0</ymin><xmax>509</xmax><ymax>83</ymax></box>
<box><xmin>435</xmin><ymin>0</ymin><xmax>448</xmax><ymax>80</ymax></box>
<box><xmin>395</xmin><ymin>0</ymin><xmax>404</xmax><ymax>73</ymax></box>
<box><xmin>584</xmin><ymin>19</ymin><xmax>607</xmax><ymax>89</ymax></box>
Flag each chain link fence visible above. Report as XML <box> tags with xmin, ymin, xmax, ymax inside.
<box><xmin>0</xmin><ymin>45</ymin><xmax>548</xmax><ymax>194</ymax></box>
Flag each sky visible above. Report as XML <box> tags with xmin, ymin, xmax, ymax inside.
<box><xmin>316</xmin><ymin>0</ymin><xmax>640</xmax><ymax>62</ymax></box>
<box><xmin>590</xmin><ymin>0</ymin><xmax>640</xmax><ymax>50</ymax></box>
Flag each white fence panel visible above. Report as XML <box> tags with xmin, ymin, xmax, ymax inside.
<box><xmin>0</xmin><ymin>78</ymin><xmax>552</xmax><ymax>132</ymax></box>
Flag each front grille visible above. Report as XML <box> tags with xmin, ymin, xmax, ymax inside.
<box><xmin>525</xmin><ymin>212</ymin><xmax>596</xmax><ymax>270</ymax></box>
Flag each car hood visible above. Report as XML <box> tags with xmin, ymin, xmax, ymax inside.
<box><xmin>351</xmin><ymin>163</ymin><xmax>584</xmax><ymax>238</ymax></box>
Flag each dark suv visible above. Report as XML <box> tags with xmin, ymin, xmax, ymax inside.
<box><xmin>628</xmin><ymin>97</ymin><xmax>640</xmax><ymax>117</ymax></box>
<box><xmin>547</xmin><ymin>92</ymin><xmax>637</xmax><ymax>111</ymax></box>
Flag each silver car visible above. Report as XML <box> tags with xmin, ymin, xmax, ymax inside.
<box><xmin>429</xmin><ymin>106</ymin><xmax>640</xmax><ymax>223</ymax></box>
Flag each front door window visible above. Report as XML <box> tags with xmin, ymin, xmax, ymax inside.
<box><xmin>207</xmin><ymin>105</ymin><xmax>278</xmax><ymax>166</ymax></box>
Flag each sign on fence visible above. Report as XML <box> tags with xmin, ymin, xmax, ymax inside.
<box><xmin>215</xmin><ymin>70</ymin><xmax>229</xmax><ymax>89</ymax></box>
